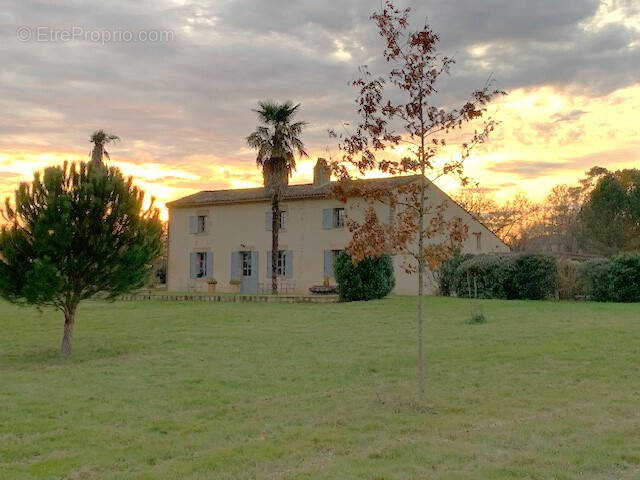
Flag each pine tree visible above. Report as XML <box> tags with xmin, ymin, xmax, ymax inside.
<box><xmin>0</xmin><ymin>160</ymin><xmax>162</xmax><ymax>355</ymax></box>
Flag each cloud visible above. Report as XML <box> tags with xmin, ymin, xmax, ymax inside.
<box><xmin>553</xmin><ymin>110</ymin><xmax>588</xmax><ymax>122</ymax></box>
<box><xmin>0</xmin><ymin>0</ymin><xmax>639</xmax><ymax>212</ymax></box>
<box><xmin>489</xmin><ymin>160</ymin><xmax>578</xmax><ymax>178</ymax></box>
<box><xmin>487</xmin><ymin>145</ymin><xmax>640</xmax><ymax>179</ymax></box>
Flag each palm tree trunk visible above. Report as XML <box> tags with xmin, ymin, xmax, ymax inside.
<box><xmin>90</xmin><ymin>144</ymin><xmax>103</xmax><ymax>166</ymax></box>
<box><xmin>271</xmin><ymin>195</ymin><xmax>279</xmax><ymax>295</ymax></box>
<box><xmin>61</xmin><ymin>306</ymin><xmax>76</xmax><ymax>356</ymax></box>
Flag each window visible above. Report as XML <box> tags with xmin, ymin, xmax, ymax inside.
<box><xmin>196</xmin><ymin>252</ymin><xmax>208</xmax><ymax>277</ymax></box>
<box><xmin>190</xmin><ymin>215</ymin><xmax>208</xmax><ymax>234</ymax></box>
<box><xmin>265</xmin><ymin>211</ymin><xmax>286</xmax><ymax>231</ymax></box>
<box><xmin>266</xmin><ymin>250</ymin><xmax>292</xmax><ymax>278</ymax></box>
<box><xmin>197</xmin><ymin>215</ymin><xmax>207</xmax><ymax>233</ymax></box>
<box><xmin>473</xmin><ymin>232</ymin><xmax>482</xmax><ymax>252</ymax></box>
<box><xmin>276</xmin><ymin>250</ymin><xmax>286</xmax><ymax>276</ymax></box>
<box><xmin>241</xmin><ymin>252</ymin><xmax>252</xmax><ymax>277</ymax></box>
<box><xmin>323</xmin><ymin>208</ymin><xmax>345</xmax><ymax>229</ymax></box>
<box><xmin>333</xmin><ymin>208</ymin><xmax>344</xmax><ymax>228</ymax></box>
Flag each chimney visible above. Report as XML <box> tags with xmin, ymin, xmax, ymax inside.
<box><xmin>313</xmin><ymin>158</ymin><xmax>331</xmax><ymax>186</ymax></box>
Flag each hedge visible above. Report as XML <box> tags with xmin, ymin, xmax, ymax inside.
<box><xmin>511</xmin><ymin>254</ymin><xmax>557</xmax><ymax>300</ymax></box>
<box><xmin>441</xmin><ymin>251</ymin><xmax>640</xmax><ymax>302</ymax></box>
<box><xmin>579</xmin><ymin>258</ymin><xmax>613</xmax><ymax>301</ymax></box>
<box><xmin>442</xmin><ymin>253</ymin><xmax>557</xmax><ymax>300</ymax></box>
<box><xmin>334</xmin><ymin>252</ymin><xmax>395</xmax><ymax>302</ymax></box>
<box><xmin>453</xmin><ymin>254</ymin><xmax>515</xmax><ymax>299</ymax></box>
<box><xmin>581</xmin><ymin>253</ymin><xmax>640</xmax><ymax>302</ymax></box>
<box><xmin>556</xmin><ymin>258</ymin><xmax>581</xmax><ymax>300</ymax></box>
<box><xmin>609</xmin><ymin>253</ymin><xmax>640</xmax><ymax>302</ymax></box>
<box><xmin>437</xmin><ymin>250</ymin><xmax>473</xmax><ymax>296</ymax></box>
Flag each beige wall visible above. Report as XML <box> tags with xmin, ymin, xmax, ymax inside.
<box><xmin>167</xmin><ymin>182</ymin><xmax>509</xmax><ymax>295</ymax></box>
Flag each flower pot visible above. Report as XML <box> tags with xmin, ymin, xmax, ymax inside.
<box><xmin>208</xmin><ymin>284</ymin><xmax>217</xmax><ymax>293</ymax></box>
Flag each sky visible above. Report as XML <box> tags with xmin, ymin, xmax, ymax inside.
<box><xmin>1</xmin><ymin>0</ymin><xmax>639</xmax><ymax>219</ymax></box>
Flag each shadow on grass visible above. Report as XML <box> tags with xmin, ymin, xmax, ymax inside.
<box><xmin>3</xmin><ymin>339</ymin><xmax>136</xmax><ymax>366</ymax></box>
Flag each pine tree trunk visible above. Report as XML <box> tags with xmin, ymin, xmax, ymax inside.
<box><xmin>61</xmin><ymin>307</ymin><xmax>75</xmax><ymax>356</ymax></box>
<box><xmin>271</xmin><ymin>195</ymin><xmax>279</xmax><ymax>295</ymax></box>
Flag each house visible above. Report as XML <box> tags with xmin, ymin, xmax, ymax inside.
<box><xmin>166</xmin><ymin>159</ymin><xmax>509</xmax><ymax>295</ymax></box>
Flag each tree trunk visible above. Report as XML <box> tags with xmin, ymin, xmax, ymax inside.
<box><xmin>271</xmin><ymin>195</ymin><xmax>279</xmax><ymax>295</ymax></box>
<box><xmin>90</xmin><ymin>144</ymin><xmax>103</xmax><ymax>166</ymax></box>
<box><xmin>417</xmin><ymin>260</ymin><xmax>425</xmax><ymax>397</ymax></box>
<box><xmin>417</xmin><ymin>164</ymin><xmax>427</xmax><ymax>399</ymax></box>
<box><xmin>61</xmin><ymin>307</ymin><xmax>76</xmax><ymax>356</ymax></box>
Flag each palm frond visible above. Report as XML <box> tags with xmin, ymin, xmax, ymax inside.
<box><xmin>247</xmin><ymin>100</ymin><xmax>307</xmax><ymax>179</ymax></box>
<box><xmin>90</xmin><ymin>129</ymin><xmax>120</xmax><ymax>146</ymax></box>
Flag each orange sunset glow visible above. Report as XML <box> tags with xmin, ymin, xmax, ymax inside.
<box><xmin>1</xmin><ymin>0</ymin><xmax>638</xmax><ymax>219</ymax></box>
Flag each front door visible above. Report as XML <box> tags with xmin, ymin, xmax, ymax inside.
<box><xmin>240</xmin><ymin>251</ymin><xmax>259</xmax><ymax>294</ymax></box>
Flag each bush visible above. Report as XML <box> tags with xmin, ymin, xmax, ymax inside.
<box><xmin>334</xmin><ymin>252</ymin><xmax>395</xmax><ymax>302</ymax></box>
<box><xmin>556</xmin><ymin>259</ymin><xmax>581</xmax><ymax>300</ymax></box>
<box><xmin>580</xmin><ymin>258</ymin><xmax>613</xmax><ymax>301</ymax></box>
<box><xmin>511</xmin><ymin>254</ymin><xmax>557</xmax><ymax>300</ymax></box>
<box><xmin>610</xmin><ymin>252</ymin><xmax>640</xmax><ymax>302</ymax></box>
<box><xmin>452</xmin><ymin>253</ymin><xmax>557</xmax><ymax>300</ymax></box>
<box><xmin>453</xmin><ymin>254</ymin><xmax>515</xmax><ymax>299</ymax></box>
<box><xmin>437</xmin><ymin>250</ymin><xmax>473</xmax><ymax>296</ymax></box>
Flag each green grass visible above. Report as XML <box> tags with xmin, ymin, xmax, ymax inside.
<box><xmin>1</xmin><ymin>297</ymin><xmax>638</xmax><ymax>479</ymax></box>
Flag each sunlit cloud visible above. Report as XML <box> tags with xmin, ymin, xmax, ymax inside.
<box><xmin>1</xmin><ymin>0</ymin><xmax>638</xmax><ymax>218</ymax></box>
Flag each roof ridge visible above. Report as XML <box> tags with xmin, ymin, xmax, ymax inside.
<box><xmin>166</xmin><ymin>174</ymin><xmax>422</xmax><ymax>208</ymax></box>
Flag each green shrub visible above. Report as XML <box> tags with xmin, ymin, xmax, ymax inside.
<box><xmin>580</xmin><ymin>258</ymin><xmax>613</xmax><ymax>301</ymax></box>
<box><xmin>609</xmin><ymin>252</ymin><xmax>640</xmax><ymax>302</ymax></box>
<box><xmin>452</xmin><ymin>253</ymin><xmax>556</xmax><ymax>300</ymax></box>
<box><xmin>437</xmin><ymin>250</ymin><xmax>474</xmax><ymax>296</ymax></box>
<box><xmin>511</xmin><ymin>254</ymin><xmax>557</xmax><ymax>300</ymax></box>
<box><xmin>453</xmin><ymin>254</ymin><xmax>515</xmax><ymax>299</ymax></box>
<box><xmin>334</xmin><ymin>252</ymin><xmax>395</xmax><ymax>302</ymax></box>
<box><xmin>556</xmin><ymin>259</ymin><xmax>581</xmax><ymax>300</ymax></box>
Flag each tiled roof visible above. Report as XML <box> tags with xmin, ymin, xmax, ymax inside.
<box><xmin>166</xmin><ymin>175</ymin><xmax>421</xmax><ymax>208</ymax></box>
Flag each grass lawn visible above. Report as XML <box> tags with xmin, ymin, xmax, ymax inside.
<box><xmin>1</xmin><ymin>297</ymin><xmax>638</xmax><ymax>479</ymax></box>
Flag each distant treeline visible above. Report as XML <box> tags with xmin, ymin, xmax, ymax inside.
<box><xmin>454</xmin><ymin>166</ymin><xmax>640</xmax><ymax>256</ymax></box>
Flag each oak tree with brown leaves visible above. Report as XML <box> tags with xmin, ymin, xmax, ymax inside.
<box><xmin>329</xmin><ymin>1</ymin><xmax>504</xmax><ymax>397</ymax></box>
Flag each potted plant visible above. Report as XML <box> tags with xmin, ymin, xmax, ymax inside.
<box><xmin>207</xmin><ymin>278</ymin><xmax>218</xmax><ymax>292</ymax></box>
<box><xmin>229</xmin><ymin>279</ymin><xmax>241</xmax><ymax>294</ymax></box>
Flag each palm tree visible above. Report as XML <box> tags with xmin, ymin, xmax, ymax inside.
<box><xmin>246</xmin><ymin>101</ymin><xmax>307</xmax><ymax>294</ymax></box>
<box><xmin>90</xmin><ymin>130</ymin><xmax>120</xmax><ymax>166</ymax></box>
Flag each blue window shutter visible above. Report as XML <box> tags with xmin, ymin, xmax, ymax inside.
<box><xmin>206</xmin><ymin>252</ymin><xmax>213</xmax><ymax>278</ymax></box>
<box><xmin>189</xmin><ymin>216</ymin><xmax>197</xmax><ymax>234</ymax></box>
<box><xmin>285</xmin><ymin>250</ymin><xmax>293</xmax><ymax>279</ymax></box>
<box><xmin>322</xmin><ymin>208</ymin><xmax>333</xmax><ymax>229</ymax></box>
<box><xmin>323</xmin><ymin>250</ymin><xmax>331</xmax><ymax>278</ymax></box>
<box><xmin>265</xmin><ymin>211</ymin><xmax>272</xmax><ymax>231</ymax></box>
<box><xmin>203</xmin><ymin>216</ymin><xmax>208</xmax><ymax>233</ymax></box>
<box><xmin>189</xmin><ymin>252</ymin><xmax>197</xmax><ymax>279</ymax></box>
<box><xmin>230</xmin><ymin>251</ymin><xmax>240</xmax><ymax>281</ymax></box>
<box><xmin>250</xmin><ymin>251</ymin><xmax>259</xmax><ymax>292</ymax></box>
<box><xmin>266</xmin><ymin>250</ymin><xmax>272</xmax><ymax>278</ymax></box>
